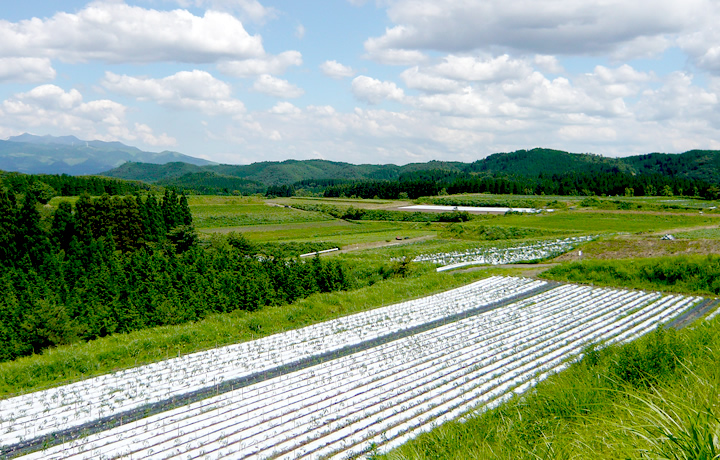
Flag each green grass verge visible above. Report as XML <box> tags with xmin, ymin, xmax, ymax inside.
<box><xmin>0</xmin><ymin>267</ymin><xmax>497</xmax><ymax>399</ymax></box>
<box><xmin>468</xmin><ymin>210</ymin><xmax>720</xmax><ymax>234</ymax></box>
<box><xmin>539</xmin><ymin>254</ymin><xmax>720</xmax><ymax>296</ymax></box>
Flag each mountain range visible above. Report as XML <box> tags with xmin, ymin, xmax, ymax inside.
<box><xmin>0</xmin><ymin>133</ymin><xmax>214</xmax><ymax>175</ymax></box>
<box><xmin>1</xmin><ymin>134</ymin><xmax>719</xmax><ymax>190</ymax></box>
<box><xmin>101</xmin><ymin>148</ymin><xmax>720</xmax><ymax>188</ymax></box>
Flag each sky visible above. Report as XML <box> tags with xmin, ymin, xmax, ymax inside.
<box><xmin>0</xmin><ymin>0</ymin><xmax>719</xmax><ymax>166</ymax></box>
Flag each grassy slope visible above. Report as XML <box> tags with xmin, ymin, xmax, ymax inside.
<box><xmin>540</xmin><ymin>255</ymin><xmax>720</xmax><ymax>296</ymax></box>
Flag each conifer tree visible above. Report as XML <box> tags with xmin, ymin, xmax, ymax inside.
<box><xmin>161</xmin><ymin>189</ymin><xmax>180</xmax><ymax>230</ymax></box>
<box><xmin>15</xmin><ymin>192</ymin><xmax>50</xmax><ymax>268</ymax></box>
<box><xmin>113</xmin><ymin>196</ymin><xmax>144</xmax><ymax>252</ymax></box>
<box><xmin>178</xmin><ymin>193</ymin><xmax>193</xmax><ymax>226</ymax></box>
<box><xmin>50</xmin><ymin>200</ymin><xmax>75</xmax><ymax>252</ymax></box>
<box><xmin>74</xmin><ymin>193</ymin><xmax>94</xmax><ymax>243</ymax></box>
<box><xmin>140</xmin><ymin>194</ymin><xmax>165</xmax><ymax>242</ymax></box>
<box><xmin>0</xmin><ymin>190</ymin><xmax>18</xmax><ymax>266</ymax></box>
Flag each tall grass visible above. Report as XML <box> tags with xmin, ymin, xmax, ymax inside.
<box><xmin>541</xmin><ymin>255</ymin><xmax>720</xmax><ymax>295</ymax></box>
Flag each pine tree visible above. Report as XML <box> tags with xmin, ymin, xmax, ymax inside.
<box><xmin>74</xmin><ymin>193</ymin><xmax>94</xmax><ymax>243</ymax></box>
<box><xmin>161</xmin><ymin>189</ymin><xmax>180</xmax><ymax>230</ymax></box>
<box><xmin>113</xmin><ymin>196</ymin><xmax>144</xmax><ymax>252</ymax></box>
<box><xmin>140</xmin><ymin>194</ymin><xmax>166</xmax><ymax>242</ymax></box>
<box><xmin>0</xmin><ymin>190</ymin><xmax>18</xmax><ymax>266</ymax></box>
<box><xmin>178</xmin><ymin>193</ymin><xmax>193</xmax><ymax>226</ymax></box>
<box><xmin>49</xmin><ymin>200</ymin><xmax>76</xmax><ymax>252</ymax></box>
<box><xmin>15</xmin><ymin>192</ymin><xmax>51</xmax><ymax>268</ymax></box>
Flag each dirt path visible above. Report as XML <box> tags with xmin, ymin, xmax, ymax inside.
<box><xmin>452</xmin><ymin>263</ymin><xmax>559</xmax><ymax>278</ymax></box>
<box><xmin>332</xmin><ymin>235</ymin><xmax>437</xmax><ymax>254</ymax></box>
<box><xmin>575</xmin><ymin>208</ymin><xmax>719</xmax><ymax>217</ymax></box>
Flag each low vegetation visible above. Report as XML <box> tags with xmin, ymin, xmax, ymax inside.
<box><xmin>541</xmin><ymin>255</ymin><xmax>720</xmax><ymax>295</ymax></box>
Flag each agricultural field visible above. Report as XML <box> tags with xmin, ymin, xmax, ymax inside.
<box><xmin>188</xmin><ymin>196</ymin><xmax>333</xmax><ymax>228</ymax></box>
<box><xmin>3</xmin><ymin>192</ymin><xmax>720</xmax><ymax>459</ymax></box>
<box><xmin>3</xmin><ymin>276</ymin><xmax>713</xmax><ymax>458</ymax></box>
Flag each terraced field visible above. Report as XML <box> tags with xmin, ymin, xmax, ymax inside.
<box><xmin>2</xmin><ymin>276</ymin><xmax>712</xmax><ymax>459</ymax></box>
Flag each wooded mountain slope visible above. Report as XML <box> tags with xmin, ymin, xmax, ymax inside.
<box><xmin>100</xmin><ymin>148</ymin><xmax>720</xmax><ymax>188</ymax></box>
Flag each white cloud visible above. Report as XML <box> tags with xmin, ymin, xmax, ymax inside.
<box><xmin>269</xmin><ymin>101</ymin><xmax>301</xmax><ymax>115</ymax></box>
<box><xmin>533</xmin><ymin>55</ymin><xmax>564</xmax><ymax>74</ymax></box>
<box><xmin>432</xmin><ymin>54</ymin><xmax>533</xmax><ymax>82</ymax></box>
<box><xmin>174</xmin><ymin>0</ymin><xmax>275</xmax><ymax>23</ymax></box>
<box><xmin>0</xmin><ymin>2</ymin><xmax>264</xmax><ymax>63</ymax></box>
<box><xmin>679</xmin><ymin>26</ymin><xmax>720</xmax><ymax>74</ymax></box>
<box><xmin>635</xmin><ymin>72</ymin><xmax>718</xmax><ymax>121</ymax></box>
<box><xmin>0</xmin><ymin>84</ymin><xmax>176</xmax><ymax>147</ymax></box>
<box><xmin>0</xmin><ymin>58</ymin><xmax>56</xmax><ymax>83</ymax></box>
<box><xmin>8</xmin><ymin>85</ymin><xmax>83</xmax><ymax>111</ymax></box>
<box><xmin>296</xmin><ymin>24</ymin><xmax>306</xmax><ymax>39</ymax></box>
<box><xmin>363</xmin><ymin>31</ymin><xmax>428</xmax><ymax>65</ymax></box>
<box><xmin>252</xmin><ymin>74</ymin><xmax>304</xmax><ymax>98</ymax></box>
<box><xmin>218</xmin><ymin>51</ymin><xmax>302</xmax><ymax>77</ymax></box>
<box><xmin>101</xmin><ymin>70</ymin><xmax>246</xmax><ymax>115</ymax></box>
<box><xmin>352</xmin><ymin>76</ymin><xmax>405</xmax><ymax>104</ymax></box>
<box><xmin>400</xmin><ymin>66</ymin><xmax>461</xmax><ymax>93</ymax></box>
<box><xmin>320</xmin><ymin>60</ymin><xmax>356</xmax><ymax>79</ymax></box>
<box><xmin>367</xmin><ymin>0</ymin><xmax>709</xmax><ymax>56</ymax></box>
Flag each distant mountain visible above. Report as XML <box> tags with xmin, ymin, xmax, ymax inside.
<box><xmin>0</xmin><ymin>133</ymin><xmax>215</xmax><ymax>175</ymax></box>
<box><xmin>100</xmin><ymin>148</ymin><xmax>720</xmax><ymax>189</ymax></box>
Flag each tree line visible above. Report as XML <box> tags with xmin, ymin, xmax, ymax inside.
<box><xmin>320</xmin><ymin>171</ymin><xmax>716</xmax><ymax>200</ymax></box>
<box><xmin>0</xmin><ymin>190</ymin><xmax>350</xmax><ymax>362</ymax></box>
<box><xmin>0</xmin><ymin>170</ymin><xmax>151</xmax><ymax>202</ymax></box>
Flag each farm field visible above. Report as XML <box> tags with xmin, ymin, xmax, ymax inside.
<box><xmin>188</xmin><ymin>196</ymin><xmax>333</xmax><ymax>228</ymax></box>
<box><xmin>200</xmin><ymin>220</ymin><xmax>439</xmax><ymax>246</ymax></box>
<box><xmin>4</xmin><ymin>192</ymin><xmax>720</xmax><ymax>459</ymax></box>
<box><xmin>4</xmin><ymin>276</ymin><xmax>711</xmax><ymax>458</ymax></box>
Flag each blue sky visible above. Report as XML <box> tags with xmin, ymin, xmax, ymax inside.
<box><xmin>1</xmin><ymin>0</ymin><xmax>719</xmax><ymax>165</ymax></box>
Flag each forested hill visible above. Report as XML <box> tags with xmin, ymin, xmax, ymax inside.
<box><xmin>100</xmin><ymin>148</ymin><xmax>720</xmax><ymax>188</ymax></box>
<box><xmin>103</xmin><ymin>159</ymin><xmax>466</xmax><ymax>186</ymax></box>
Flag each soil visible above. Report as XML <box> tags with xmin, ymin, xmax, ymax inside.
<box><xmin>331</xmin><ymin>235</ymin><xmax>437</xmax><ymax>254</ymax></box>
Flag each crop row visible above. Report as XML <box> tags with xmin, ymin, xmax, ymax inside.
<box><xmin>18</xmin><ymin>281</ymin><xmax>700</xmax><ymax>459</ymax></box>
<box><xmin>0</xmin><ymin>276</ymin><xmax>544</xmax><ymax>450</ymax></box>
<box><xmin>411</xmin><ymin>236</ymin><xmax>594</xmax><ymax>270</ymax></box>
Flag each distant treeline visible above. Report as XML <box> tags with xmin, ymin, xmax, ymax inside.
<box><xmin>0</xmin><ymin>189</ymin><xmax>350</xmax><ymax>362</ymax></box>
<box><xmin>0</xmin><ymin>171</ymin><xmax>151</xmax><ymax>202</ymax></box>
<box><xmin>321</xmin><ymin>171</ymin><xmax>717</xmax><ymax>200</ymax></box>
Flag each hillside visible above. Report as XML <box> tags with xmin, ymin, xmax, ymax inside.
<box><xmin>100</xmin><ymin>148</ymin><xmax>720</xmax><ymax>190</ymax></box>
<box><xmin>0</xmin><ymin>134</ymin><xmax>214</xmax><ymax>175</ymax></box>
<box><xmin>467</xmin><ymin>148</ymin><xmax>631</xmax><ymax>176</ymax></box>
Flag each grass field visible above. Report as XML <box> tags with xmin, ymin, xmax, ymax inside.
<box><xmin>465</xmin><ymin>210</ymin><xmax>720</xmax><ymax>233</ymax></box>
<box><xmin>188</xmin><ymin>196</ymin><xmax>332</xmax><ymax>228</ymax></box>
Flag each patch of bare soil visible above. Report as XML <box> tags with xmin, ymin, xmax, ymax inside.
<box><xmin>332</xmin><ymin>235</ymin><xmax>437</xmax><ymax>254</ymax></box>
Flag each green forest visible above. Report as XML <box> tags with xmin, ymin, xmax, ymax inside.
<box><xmin>0</xmin><ymin>189</ymin><xmax>350</xmax><ymax>362</ymax></box>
